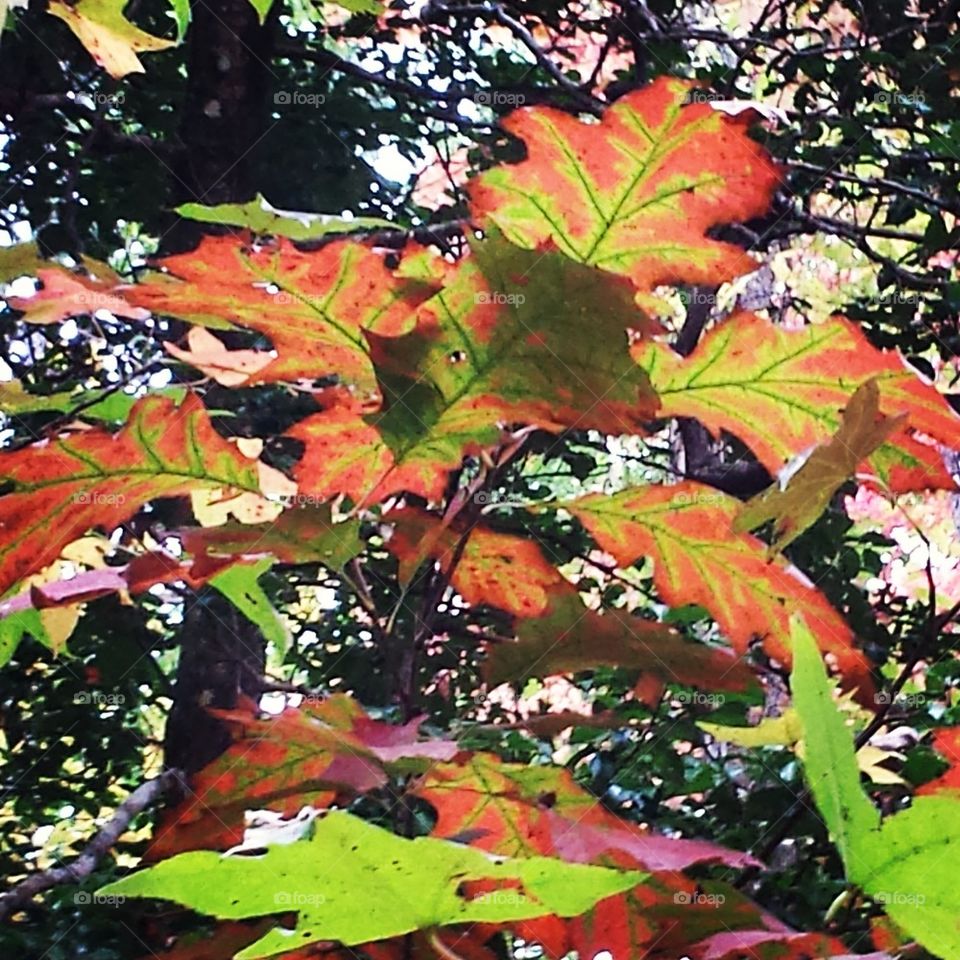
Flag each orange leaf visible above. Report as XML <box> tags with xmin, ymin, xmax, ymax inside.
<box><xmin>635</xmin><ymin>312</ymin><xmax>960</xmax><ymax>492</ymax></box>
<box><xmin>469</xmin><ymin>76</ymin><xmax>780</xmax><ymax>290</ymax></box>
<box><xmin>0</xmin><ymin>393</ymin><xmax>262</xmax><ymax>597</ymax></box>
<box><xmin>385</xmin><ymin>508</ymin><xmax>564</xmax><ymax>617</ymax></box>
<box><xmin>555</xmin><ymin>482</ymin><xmax>873</xmax><ymax>695</ymax></box>
<box><xmin>127</xmin><ymin>237</ymin><xmax>436</xmax><ymax>402</ymax></box>
<box><xmin>290</xmin><ymin>236</ymin><xmax>658</xmax><ymax>505</ymax></box>
<box><xmin>485</xmin><ymin>587</ymin><xmax>759</xmax><ymax>693</ymax></box>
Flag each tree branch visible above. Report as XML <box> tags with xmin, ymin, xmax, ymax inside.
<box><xmin>0</xmin><ymin>769</ymin><xmax>184</xmax><ymax>921</ymax></box>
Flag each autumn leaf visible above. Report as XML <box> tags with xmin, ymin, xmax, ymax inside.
<box><xmin>177</xmin><ymin>504</ymin><xmax>363</xmax><ymax>580</ymax></box>
<box><xmin>917</xmin><ymin>727</ymin><xmax>960</xmax><ymax>796</ymax></box>
<box><xmin>735</xmin><ymin>379</ymin><xmax>906</xmax><ymax>554</ymax></box>
<box><xmin>8</xmin><ymin>259</ymin><xmax>149</xmax><ymax>325</ymax></box>
<box><xmin>548</xmin><ymin>482</ymin><xmax>873</xmax><ymax>695</ymax></box>
<box><xmin>290</xmin><ymin>235</ymin><xmax>658</xmax><ymax>505</ymax></box>
<box><xmin>414</xmin><ymin>751</ymin><xmax>604</xmax><ymax>857</ymax></box>
<box><xmin>635</xmin><ymin>312</ymin><xmax>960</xmax><ymax>493</ymax></box>
<box><xmin>150</xmin><ymin>694</ymin><xmax>454</xmax><ymax>858</ymax></box>
<box><xmin>126</xmin><ymin>236</ymin><xmax>436</xmax><ymax>401</ymax></box>
<box><xmin>469</xmin><ymin>76</ymin><xmax>780</xmax><ymax>290</ymax></box>
<box><xmin>47</xmin><ymin>0</ymin><xmax>175</xmax><ymax>78</ymax></box>
<box><xmin>485</xmin><ymin>588</ymin><xmax>759</xmax><ymax>697</ymax></box>
<box><xmin>518</xmin><ymin>876</ymin><xmax>776</xmax><ymax>960</ymax></box>
<box><xmin>0</xmin><ymin>393</ymin><xmax>263</xmax><ymax>598</ymax></box>
<box><xmin>385</xmin><ymin>508</ymin><xmax>564</xmax><ymax>617</ymax></box>
<box><xmin>687</xmin><ymin>930</ymin><xmax>852</xmax><ymax>960</ymax></box>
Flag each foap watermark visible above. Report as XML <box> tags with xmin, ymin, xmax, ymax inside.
<box><xmin>474</xmin><ymin>91</ymin><xmax>526</xmax><ymax>107</ymax></box>
<box><xmin>274</xmin><ymin>91</ymin><xmax>326</xmax><ymax>108</ymax></box>
<box><xmin>73</xmin><ymin>492</ymin><xmax>126</xmax><ymax>506</ymax></box>
<box><xmin>875</xmin><ymin>892</ymin><xmax>926</xmax><ymax>907</ymax></box>
<box><xmin>74</xmin><ymin>691</ymin><xmax>126</xmax><ymax>706</ymax></box>
<box><xmin>90</xmin><ymin>92</ymin><xmax>125</xmax><ymax>107</ymax></box>
<box><xmin>474</xmin><ymin>490</ymin><xmax>526</xmax><ymax>507</ymax></box>
<box><xmin>674</xmin><ymin>890</ymin><xmax>726</xmax><ymax>906</ymax></box>
<box><xmin>475</xmin><ymin>290</ymin><xmax>525</xmax><ymax>307</ymax></box>
<box><xmin>274</xmin><ymin>891</ymin><xmax>327</xmax><ymax>907</ymax></box>
<box><xmin>874</xmin><ymin>91</ymin><xmax>925</xmax><ymax>107</ymax></box>
<box><xmin>471</xmin><ymin>891</ymin><xmax>527</xmax><ymax>906</ymax></box>
<box><xmin>870</xmin><ymin>291</ymin><xmax>921</xmax><ymax>306</ymax></box>
<box><xmin>75</xmin><ymin>892</ymin><xmax>125</xmax><ymax>906</ymax></box>
<box><xmin>875</xmin><ymin>691</ymin><xmax>926</xmax><ymax>708</ymax></box>
<box><xmin>671</xmin><ymin>490</ymin><xmax>726</xmax><ymax>507</ymax></box>
<box><xmin>683</xmin><ymin>89</ymin><xmax>724</xmax><ymax>105</ymax></box>
<box><xmin>676</xmin><ymin>691</ymin><xmax>726</xmax><ymax>707</ymax></box>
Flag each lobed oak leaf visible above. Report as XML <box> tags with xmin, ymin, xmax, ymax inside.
<box><xmin>149</xmin><ymin>694</ymin><xmax>454</xmax><ymax>859</ymax></box>
<box><xmin>0</xmin><ymin>393</ymin><xmax>263</xmax><ymax>598</ymax></box>
<box><xmin>125</xmin><ymin>236</ymin><xmax>437</xmax><ymax>402</ymax></box>
<box><xmin>485</xmin><ymin>587</ymin><xmax>759</xmax><ymax>694</ymax></box>
<box><xmin>385</xmin><ymin>507</ymin><xmax>564</xmax><ymax>617</ymax></box>
<box><xmin>551</xmin><ymin>482</ymin><xmax>873</xmax><ymax>696</ymax></box>
<box><xmin>290</xmin><ymin>235</ymin><xmax>658</xmax><ymax>505</ymax></box>
<box><xmin>469</xmin><ymin>76</ymin><xmax>780</xmax><ymax>291</ymax></box>
<box><xmin>176</xmin><ymin>504</ymin><xmax>363</xmax><ymax>580</ymax></box>
<box><xmin>635</xmin><ymin>312</ymin><xmax>960</xmax><ymax>493</ymax></box>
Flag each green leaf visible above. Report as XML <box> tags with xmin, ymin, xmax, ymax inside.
<box><xmin>175</xmin><ymin>195</ymin><xmax>393</xmax><ymax>240</ymax></box>
<box><xmin>0</xmin><ymin>608</ymin><xmax>48</xmax><ymax>667</ymax></box>
<box><xmin>100</xmin><ymin>810</ymin><xmax>642</xmax><ymax>959</ymax></box>
<box><xmin>790</xmin><ymin>615</ymin><xmax>879</xmax><ymax>870</ymax></box>
<box><xmin>699</xmin><ymin>710</ymin><xmax>804</xmax><ymax>748</ymax></box>
<box><xmin>209</xmin><ymin>559</ymin><xmax>288</xmax><ymax>654</ymax></box>
<box><xmin>862</xmin><ymin>796</ymin><xmax>960</xmax><ymax>960</ymax></box>
<box><xmin>168</xmin><ymin>0</ymin><xmax>190</xmax><ymax>41</ymax></box>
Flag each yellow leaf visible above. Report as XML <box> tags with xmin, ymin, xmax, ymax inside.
<box><xmin>48</xmin><ymin>0</ymin><xmax>175</xmax><ymax>79</ymax></box>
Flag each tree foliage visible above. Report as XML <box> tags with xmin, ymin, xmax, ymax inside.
<box><xmin>1</xmin><ymin>2</ymin><xmax>960</xmax><ymax>960</ymax></box>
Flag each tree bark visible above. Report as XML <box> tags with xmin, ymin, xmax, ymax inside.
<box><xmin>161</xmin><ymin>0</ymin><xmax>275</xmax><ymax>773</ymax></box>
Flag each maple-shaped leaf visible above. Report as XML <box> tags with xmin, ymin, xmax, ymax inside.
<box><xmin>385</xmin><ymin>508</ymin><xmax>564</xmax><ymax>617</ymax></box>
<box><xmin>150</xmin><ymin>694</ymin><xmax>454</xmax><ymax>858</ymax></box>
<box><xmin>177</xmin><ymin>504</ymin><xmax>362</xmax><ymax>580</ymax></box>
<box><xmin>635</xmin><ymin>312</ymin><xmax>960</xmax><ymax>493</ymax></box>
<box><xmin>104</xmin><ymin>810</ymin><xmax>642</xmax><ymax>960</ymax></box>
<box><xmin>414</xmin><ymin>750</ymin><xmax>753</xmax><ymax>872</ymax></box>
<box><xmin>290</xmin><ymin>235</ymin><xmax>658</xmax><ymax>505</ymax></box>
<box><xmin>0</xmin><ymin>393</ymin><xmax>263</xmax><ymax>598</ymax></box>
<box><xmin>550</xmin><ymin>483</ymin><xmax>872</xmax><ymax>694</ymax></box>
<box><xmin>485</xmin><ymin>588</ymin><xmax>759</xmax><ymax>695</ymax></box>
<box><xmin>735</xmin><ymin>379</ymin><xmax>906</xmax><ymax>554</ymax></box>
<box><xmin>48</xmin><ymin>0</ymin><xmax>175</xmax><ymax>78</ymax></box>
<box><xmin>126</xmin><ymin>236</ymin><xmax>436</xmax><ymax>401</ymax></box>
<box><xmin>414</xmin><ymin>751</ymin><xmax>604</xmax><ymax>858</ymax></box>
<box><xmin>469</xmin><ymin>76</ymin><xmax>779</xmax><ymax>290</ymax></box>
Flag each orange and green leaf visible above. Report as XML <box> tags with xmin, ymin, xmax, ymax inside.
<box><xmin>128</xmin><ymin>236</ymin><xmax>436</xmax><ymax>402</ymax></box>
<box><xmin>636</xmin><ymin>312</ymin><xmax>960</xmax><ymax>492</ymax></box>
<box><xmin>551</xmin><ymin>482</ymin><xmax>872</xmax><ymax>694</ymax></box>
<box><xmin>290</xmin><ymin>235</ymin><xmax>658</xmax><ymax>505</ymax></box>
<box><xmin>0</xmin><ymin>393</ymin><xmax>262</xmax><ymax>598</ymax></box>
<box><xmin>485</xmin><ymin>588</ymin><xmax>758</xmax><ymax>697</ymax></box>
<box><xmin>469</xmin><ymin>76</ymin><xmax>780</xmax><ymax>290</ymax></box>
<box><xmin>385</xmin><ymin>508</ymin><xmax>564</xmax><ymax>617</ymax></box>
